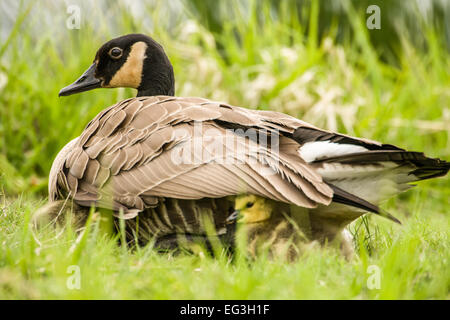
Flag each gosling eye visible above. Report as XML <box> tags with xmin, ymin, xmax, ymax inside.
<box><xmin>108</xmin><ymin>47</ymin><xmax>123</xmax><ymax>59</ymax></box>
<box><xmin>246</xmin><ymin>202</ymin><xmax>254</xmax><ymax>208</ymax></box>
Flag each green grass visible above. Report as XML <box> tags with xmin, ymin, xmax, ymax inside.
<box><xmin>0</xmin><ymin>0</ymin><xmax>449</xmax><ymax>299</ymax></box>
<box><xmin>0</xmin><ymin>193</ymin><xmax>448</xmax><ymax>299</ymax></box>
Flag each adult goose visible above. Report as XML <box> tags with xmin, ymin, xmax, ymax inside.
<box><xmin>43</xmin><ymin>34</ymin><xmax>449</xmax><ymax>253</ymax></box>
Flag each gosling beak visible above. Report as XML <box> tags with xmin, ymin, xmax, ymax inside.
<box><xmin>226</xmin><ymin>210</ymin><xmax>240</xmax><ymax>224</ymax></box>
<box><xmin>59</xmin><ymin>63</ymin><xmax>101</xmax><ymax>96</ymax></box>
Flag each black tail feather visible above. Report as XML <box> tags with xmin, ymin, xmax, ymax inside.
<box><xmin>328</xmin><ymin>183</ymin><xmax>402</xmax><ymax>224</ymax></box>
<box><xmin>314</xmin><ymin>150</ymin><xmax>450</xmax><ymax>181</ymax></box>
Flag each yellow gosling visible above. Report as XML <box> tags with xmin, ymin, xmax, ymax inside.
<box><xmin>232</xmin><ymin>194</ymin><xmax>274</xmax><ymax>224</ymax></box>
<box><xmin>229</xmin><ymin>194</ymin><xmax>355</xmax><ymax>261</ymax></box>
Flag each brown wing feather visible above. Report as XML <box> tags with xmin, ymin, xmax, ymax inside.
<box><xmin>50</xmin><ymin>96</ymin><xmax>336</xmax><ymax>217</ymax></box>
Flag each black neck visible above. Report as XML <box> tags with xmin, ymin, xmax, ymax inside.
<box><xmin>137</xmin><ymin>50</ymin><xmax>175</xmax><ymax>97</ymax></box>
<box><xmin>137</xmin><ymin>86</ymin><xmax>174</xmax><ymax>97</ymax></box>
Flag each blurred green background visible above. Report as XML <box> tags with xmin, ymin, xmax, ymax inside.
<box><xmin>0</xmin><ymin>0</ymin><xmax>449</xmax><ymax>299</ymax></box>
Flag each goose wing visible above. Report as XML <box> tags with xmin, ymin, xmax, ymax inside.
<box><xmin>50</xmin><ymin>96</ymin><xmax>334</xmax><ymax>218</ymax></box>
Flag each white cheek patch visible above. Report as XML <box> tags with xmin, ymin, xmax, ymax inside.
<box><xmin>298</xmin><ymin>141</ymin><xmax>368</xmax><ymax>162</ymax></box>
<box><xmin>107</xmin><ymin>41</ymin><xmax>148</xmax><ymax>88</ymax></box>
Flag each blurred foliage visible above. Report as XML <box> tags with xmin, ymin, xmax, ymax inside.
<box><xmin>185</xmin><ymin>0</ymin><xmax>450</xmax><ymax>64</ymax></box>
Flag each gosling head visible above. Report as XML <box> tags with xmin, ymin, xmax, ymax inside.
<box><xmin>227</xmin><ymin>194</ymin><xmax>274</xmax><ymax>224</ymax></box>
<box><xmin>59</xmin><ymin>34</ymin><xmax>174</xmax><ymax>97</ymax></box>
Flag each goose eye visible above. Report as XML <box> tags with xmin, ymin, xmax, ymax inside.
<box><xmin>108</xmin><ymin>47</ymin><xmax>123</xmax><ymax>59</ymax></box>
<box><xmin>246</xmin><ymin>202</ymin><xmax>254</xmax><ymax>208</ymax></box>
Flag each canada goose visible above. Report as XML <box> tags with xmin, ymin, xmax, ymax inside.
<box><xmin>44</xmin><ymin>34</ymin><xmax>449</xmax><ymax>255</ymax></box>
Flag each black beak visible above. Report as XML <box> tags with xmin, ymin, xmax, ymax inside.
<box><xmin>226</xmin><ymin>210</ymin><xmax>240</xmax><ymax>224</ymax></box>
<box><xmin>59</xmin><ymin>63</ymin><xmax>102</xmax><ymax>97</ymax></box>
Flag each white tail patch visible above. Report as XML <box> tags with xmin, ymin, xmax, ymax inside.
<box><xmin>314</xmin><ymin>162</ymin><xmax>416</xmax><ymax>204</ymax></box>
<box><xmin>297</xmin><ymin>141</ymin><xmax>420</xmax><ymax>204</ymax></box>
<box><xmin>316</xmin><ymin>162</ymin><xmax>398</xmax><ymax>179</ymax></box>
<box><xmin>298</xmin><ymin>141</ymin><xmax>367</xmax><ymax>162</ymax></box>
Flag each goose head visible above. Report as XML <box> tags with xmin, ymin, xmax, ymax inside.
<box><xmin>59</xmin><ymin>34</ymin><xmax>175</xmax><ymax>97</ymax></box>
